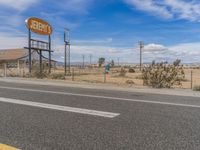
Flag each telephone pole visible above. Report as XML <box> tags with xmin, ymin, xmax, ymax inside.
<box><xmin>139</xmin><ymin>41</ymin><xmax>144</xmax><ymax>71</ymax></box>
<box><xmin>90</xmin><ymin>54</ymin><xmax>92</xmax><ymax>65</ymax></box>
<box><xmin>117</xmin><ymin>57</ymin><xmax>120</xmax><ymax>66</ymax></box>
<box><xmin>82</xmin><ymin>54</ymin><xmax>85</xmax><ymax>68</ymax></box>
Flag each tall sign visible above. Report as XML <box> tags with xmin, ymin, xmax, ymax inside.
<box><xmin>64</xmin><ymin>28</ymin><xmax>71</xmax><ymax>75</ymax></box>
<box><xmin>25</xmin><ymin>17</ymin><xmax>53</xmax><ymax>74</ymax></box>
<box><xmin>26</xmin><ymin>17</ymin><xmax>52</xmax><ymax>35</ymax></box>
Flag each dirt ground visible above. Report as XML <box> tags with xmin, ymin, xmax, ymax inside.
<box><xmin>52</xmin><ymin>67</ymin><xmax>200</xmax><ymax>89</ymax></box>
<box><xmin>1</xmin><ymin>67</ymin><xmax>200</xmax><ymax>89</ymax></box>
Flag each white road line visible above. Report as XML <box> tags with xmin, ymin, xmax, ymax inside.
<box><xmin>0</xmin><ymin>86</ymin><xmax>200</xmax><ymax>109</ymax></box>
<box><xmin>0</xmin><ymin>97</ymin><xmax>120</xmax><ymax>118</ymax></box>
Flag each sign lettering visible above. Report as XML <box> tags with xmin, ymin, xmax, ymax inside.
<box><xmin>25</xmin><ymin>17</ymin><xmax>52</xmax><ymax>35</ymax></box>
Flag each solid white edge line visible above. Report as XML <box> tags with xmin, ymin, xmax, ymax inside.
<box><xmin>0</xmin><ymin>97</ymin><xmax>120</xmax><ymax>118</ymax></box>
<box><xmin>0</xmin><ymin>86</ymin><xmax>200</xmax><ymax>109</ymax></box>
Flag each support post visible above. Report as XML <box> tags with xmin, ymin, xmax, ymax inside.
<box><xmin>49</xmin><ymin>35</ymin><xmax>51</xmax><ymax>74</ymax></box>
<box><xmin>72</xmin><ymin>68</ymin><xmax>74</xmax><ymax>81</ymax></box>
<box><xmin>28</xmin><ymin>29</ymin><xmax>32</xmax><ymax>74</ymax></box>
<box><xmin>64</xmin><ymin>43</ymin><xmax>67</xmax><ymax>76</ymax></box>
<box><xmin>69</xmin><ymin>44</ymin><xmax>71</xmax><ymax>73</ymax></box>
<box><xmin>104</xmin><ymin>71</ymin><xmax>106</xmax><ymax>83</ymax></box>
<box><xmin>191</xmin><ymin>70</ymin><xmax>193</xmax><ymax>89</ymax></box>
<box><xmin>4</xmin><ymin>63</ymin><xmax>7</xmax><ymax>77</ymax></box>
<box><xmin>39</xmin><ymin>50</ymin><xmax>42</xmax><ymax>74</ymax></box>
<box><xmin>139</xmin><ymin>41</ymin><xmax>144</xmax><ymax>71</ymax></box>
<box><xmin>17</xmin><ymin>60</ymin><xmax>20</xmax><ymax>76</ymax></box>
<box><xmin>64</xmin><ymin>28</ymin><xmax>71</xmax><ymax>75</ymax></box>
<box><xmin>82</xmin><ymin>55</ymin><xmax>85</xmax><ymax>69</ymax></box>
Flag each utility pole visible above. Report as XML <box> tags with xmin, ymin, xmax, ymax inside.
<box><xmin>90</xmin><ymin>54</ymin><xmax>92</xmax><ymax>65</ymax></box>
<box><xmin>117</xmin><ymin>57</ymin><xmax>120</xmax><ymax>66</ymax></box>
<box><xmin>82</xmin><ymin>54</ymin><xmax>85</xmax><ymax>69</ymax></box>
<box><xmin>139</xmin><ymin>41</ymin><xmax>144</xmax><ymax>71</ymax></box>
<box><xmin>64</xmin><ymin>28</ymin><xmax>71</xmax><ymax>75</ymax></box>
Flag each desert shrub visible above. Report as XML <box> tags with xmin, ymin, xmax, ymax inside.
<box><xmin>32</xmin><ymin>70</ymin><xmax>48</xmax><ymax>79</ymax></box>
<box><xmin>128</xmin><ymin>68</ymin><xmax>135</xmax><ymax>73</ymax></box>
<box><xmin>119</xmin><ymin>68</ymin><xmax>127</xmax><ymax>77</ymax></box>
<box><xmin>31</xmin><ymin>64</ymin><xmax>48</xmax><ymax>79</ymax></box>
<box><xmin>193</xmin><ymin>85</ymin><xmax>200</xmax><ymax>91</ymax></box>
<box><xmin>142</xmin><ymin>59</ymin><xmax>185</xmax><ymax>88</ymax></box>
<box><xmin>126</xmin><ymin>80</ymin><xmax>135</xmax><ymax>85</ymax></box>
<box><xmin>135</xmin><ymin>75</ymin><xmax>143</xmax><ymax>79</ymax></box>
<box><xmin>50</xmin><ymin>73</ymin><xmax>65</xmax><ymax>80</ymax></box>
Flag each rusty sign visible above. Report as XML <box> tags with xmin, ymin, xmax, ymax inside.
<box><xmin>25</xmin><ymin>17</ymin><xmax>52</xmax><ymax>36</ymax></box>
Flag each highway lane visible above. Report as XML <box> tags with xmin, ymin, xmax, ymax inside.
<box><xmin>0</xmin><ymin>81</ymin><xmax>200</xmax><ymax>149</ymax></box>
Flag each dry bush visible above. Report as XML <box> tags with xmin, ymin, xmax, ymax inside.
<box><xmin>31</xmin><ymin>64</ymin><xmax>48</xmax><ymax>79</ymax></box>
<box><xmin>142</xmin><ymin>59</ymin><xmax>185</xmax><ymax>88</ymax></box>
<box><xmin>119</xmin><ymin>68</ymin><xmax>127</xmax><ymax>77</ymax></box>
<box><xmin>128</xmin><ymin>68</ymin><xmax>136</xmax><ymax>73</ymax></box>
<box><xmin>32</xmin><ymin>70</ymin><xmax>48</xmax><ymax>79</ymax></box>
<box><xmin>126</xmin><ymin>80</ymin><xmax>135</xmax><ymax>85</ymax></box>
<box><xmin>193</xmin><ymin>85</ymin><xmax>200</xmax><ymax>91</ymax></box>
<box><xmin>50</xmin><ymin>73</ymin><xmax>65</xmax><ymax>80</ymax></box>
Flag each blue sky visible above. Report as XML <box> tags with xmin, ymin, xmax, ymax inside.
<box><xmin>1</xmin><ymin>0</ymin><xmax>200</xmax><ymax>63</ymax></box>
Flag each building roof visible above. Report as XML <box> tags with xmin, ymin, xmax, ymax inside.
<box><xmin>0</xmin><ymin>48</ymin><xmax>56</xmax><ymax>62</ymax></box>
<box><xmin>0</xmin><ymin>49</ymin><xmax>28</xmax><ymax>61</ymax></box>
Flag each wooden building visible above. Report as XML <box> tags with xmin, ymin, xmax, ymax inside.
<box><xmin>0</xmin><ymin>48</ymin><xmax>56</xmax><ymax>76</ymax></box>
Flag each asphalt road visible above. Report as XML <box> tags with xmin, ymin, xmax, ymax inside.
<box><xmin>0</xmin><ymin>81</ymin><xmax>200</xmax><ymax>150</ymax></box>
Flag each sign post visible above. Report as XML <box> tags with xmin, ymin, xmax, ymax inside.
<box><xmin>64</xmin><ymin>28</ymin><xmax>71</xmax><ymax>75</ymax></box>
<box><xmin>25</xmin><ymin>17</ymin><xmax>53</xmax><ymax>75</ymax></box>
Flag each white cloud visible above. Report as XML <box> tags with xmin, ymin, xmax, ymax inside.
<box><xmin>0</xmin><ymin>32</ymin><xmax>200</xmax><ymax>63</ymax></box>
<box><xmin>0</xmin><ymin>32</ymin><xmax>26</xmax><ymax>49</ymax></box>
<box><xmin>124</xmin><ymin>0</ymin><xmax>200</xmax><ymax>21</ymax></box>
<box><xmin>143</xmin><ymin>43</ymin><xmax>168</xmax><ymax>52</ymax></box>
<box><xmin>0</xmin><ymin>0</ymin><xmax>38</xmax><ymax>11</ymax></box>
<box><xmin>124</xmin><ymin>0</ymin><xmax>173</xmax><ymax>19</ymax></box>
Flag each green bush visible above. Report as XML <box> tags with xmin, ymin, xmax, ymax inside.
<box><xmin>142</xmin><ymin>59</ymin><xmax>185</xmax><ymax>88</ymax></box>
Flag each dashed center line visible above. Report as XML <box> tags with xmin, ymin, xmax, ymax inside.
<box><xmin>0</xmin><ymin>97</ymin><xmax>120</xmax><ymax>118</ymax></box>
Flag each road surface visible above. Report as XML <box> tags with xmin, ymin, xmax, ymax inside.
<box><xmin>0</xmin><ymin>80</ymin><xmax>200</xmax><ymax>150</ymax></box>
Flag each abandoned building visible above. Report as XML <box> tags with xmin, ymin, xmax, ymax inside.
<box><xmin>0</xmin><ymin>48</ymin><xmax>56</xmax><ymax>76</ymax></box>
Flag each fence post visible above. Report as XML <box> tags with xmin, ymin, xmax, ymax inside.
<box><xmin>191</xmin><ymin>70</ymin><xmax>193</xmax><ymax>89</ymax></box>
<box><xmin>4</xmin><ymin>63</ymin><xmax>7</xmax><ymax>77</ymax></box>
<box><xmin>17</xmin><ymin>60</ymin><xmax>20</xmax><ymax>77</ymax></box>
<box><xmin>72</xmin><ymin>68</ymin><xmax>74</xmax><ymax>81</ymax></box>
<box><xmin>104</xmin><ymin>72</ymin><xmax>106</xmax><ymax>83</ymax></box>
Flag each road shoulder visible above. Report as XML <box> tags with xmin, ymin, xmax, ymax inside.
<box><xmin>0</xmin><ymin>77</ymin><xmax>199</xmax><ymax>98</ymax></box>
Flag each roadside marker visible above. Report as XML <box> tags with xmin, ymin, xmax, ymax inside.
<box><xmin>0</xmin><ymin>144</ymin><xmax>20</xmax><ymax>150</ymax></box>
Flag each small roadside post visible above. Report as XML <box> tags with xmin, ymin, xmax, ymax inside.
<box><xmin>4</xmin><ymin>63</ymin><xmax>7</xmax><ymax>77</ymax></box>
<box><xmin>72</xmin><ymin>68</ymin><xmax>75</xmax><ymax>81</ymax></box>
<box><xmin>191</xmin><ymin>70</ymin><xmax>193</xmax><ymax>89</ymax></box>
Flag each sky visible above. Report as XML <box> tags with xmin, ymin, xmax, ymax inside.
<box><xmin>1</xmin><ymin>0</ymin><xmax>200</xmax><ymax>64</ymax></box>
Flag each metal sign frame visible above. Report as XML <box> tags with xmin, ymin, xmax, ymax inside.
<box><xmin>25</xmin><ymin>17</ymin><xmax>53</xmax><ymax>75</ymax></box>
<box><xmin>64</xmin><ymin>28</ymin><xmax>71</xmax><ymax>75</ymax></box>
